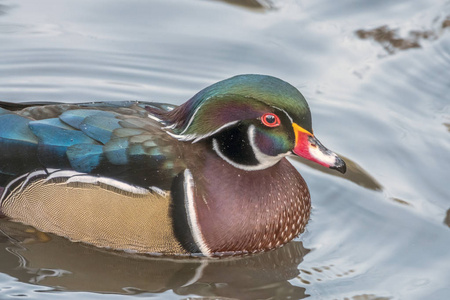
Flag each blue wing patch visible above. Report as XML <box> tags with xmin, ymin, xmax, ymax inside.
<box><xmin>30</xmin><ymin>117</ymin><xmax>75</xmax><ymax>130</ymax></box>
<box><xmin>67</xmin><ymin>144</ymin><xmax>104</xmax><ymax>172</ymax></box>
<box><xmin>79</xmin><ymin>115</ymin><xmax>122</xmax><ymax>144</ymax></box>
<box><xmin>29</xmin><ymin>120</ymin><xmax>98</xmax><ymax>146</ymax></box>
<box><xmin>0</xmin><ymin>114</ymin><xmax>40</xmax><ymax>175</ymax></box>
<box><xmin>0</xmin><ymin>114</ymin><xmax>38</xmax><ymax>144</ymax></box>
<box><xmin>104</xmin><ymin>138</ymin><xmax>129</xmax><ymax>165</ymax></box>
<box><xmin>59</xmin><ymin>109</ymin><xmax>119</xmax><ymax>129</ymax></box>
<box><xmin>29</xmin><ymin>119</ymin><xmax>99</xmax><ymax>167</ymax></box>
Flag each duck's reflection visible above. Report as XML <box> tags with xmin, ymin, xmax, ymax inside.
<box><xmin>0</xmin><ymin>219</ymin><xmax>309</xmax><ymax>299</ymax></box>
<box><xmin>212</xmin><ymin>0</ymin><xmax>275</xmax><ymax>11</ymax></box>
<box><xmin>291</xmin><ymin>154</ymin><xmax>383</xmax><ymax>191</ymax></box>
<box><xmin>444</xmin><ymin>208</ymin><xmax>450</xmax><ymax>228</ymax></box>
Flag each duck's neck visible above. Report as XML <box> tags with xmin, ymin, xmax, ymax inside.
<box><xmin>187</xmin><ymin>153</ymin><xmax>311</xmax><ymax>256</ymax></box>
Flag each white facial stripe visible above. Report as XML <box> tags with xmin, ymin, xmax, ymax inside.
<box><xmin>166</xmin><ymin>130</ymin><xmax>198</xmax><ymax>141</ymax></box>
<box><xmin>271</xmin><ymin>106</ymin><xmax>293</xmax><ymax>123</ymax></box>
<box><xmin>248</xmin><ymin>125</ymin><xmax>289</xmax><ymax>169</ymax></box>
<box><xmin>180</xmin><ymin>105</ymin><xmax>202</xmax><ymax>135</ymax></box>
<box><xmin>166</xmin><ymin>120</ymin><xmax>239</xmax><ymax>143</ymax></box>
<box><xmin>212</xmin><ymin>126</ymin><xmax>288</xmax><ymax>171</ymax></box>
<box><xmin>212</xmin><ymin>138</ymin><xmax>255</xmax><ymax>170</ymax></box>
<box><xmin>183</xmin><ymin>169</ymin><xmax>211</xmax><ymax>256</ymax></box>
<box><xmin>192</xmin><ymin>121</ymin><xmax>238</xmax><ymax>143</ymax></box>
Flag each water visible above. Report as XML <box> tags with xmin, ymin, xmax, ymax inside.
<box><xmin>0</xmin><ymin>0</ymin><xmax>449</xmax><ymax>299</ymax></box>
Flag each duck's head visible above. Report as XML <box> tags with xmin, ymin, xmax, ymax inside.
<box><xmin>165</xmin><ymin>74</ymin><xmax>346</xmax><ymax>173</ymax></box>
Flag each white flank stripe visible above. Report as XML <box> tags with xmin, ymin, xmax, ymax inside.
<box><xmin>149</xmin><ymin>186</ymin><xmax>168</xmax><ymax>197</ymax></box>
<box><xmin>45</xmin><ymin>169</ymin><xmax>86</xmax><ymax>181</ymax></box>
<box><xmin>19</xmin><ymin>169</ymin><xmax>50</xmax><ymax>192</ymax></box>
<box><xmin>0</xmin><ymin>173</ymin><xmax>27</xmax><ymax>205</ymax></box>
<box><xmin>66</xmin><ymin>176</ymin><xmax>149</xmax><ymax>195</ymax></box>
<box><xmin>44</xmin><ymin>169</ymin><xmax>149</xmax><ymax>195</ymax></box>
<box><xmin>1</xmin><ymin>168</ymin><xmax>58</xmax><ymax>204</ymax></box>
<box><xmin>183</xmin><ymin>169</ymin><xmax>211</xmax><ymax>256</ymax></box>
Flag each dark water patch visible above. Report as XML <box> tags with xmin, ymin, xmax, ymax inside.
<box><xmin>0</xmin><ymin>3</ymin><xmax>13</xmax><ymax>17</ymax></box>
<box><xmin>390</xmin><ymin>197</ymin><xmax>412</xmax><ymax>206</ymax></box>
<box><xmin>355</xmin><ymin>16</ymin><xmax>450</xmax><ymax>55</ymax></box>
<box><xmin>445</xmin><ymin>209</ymin><xmax>450</xmax><ymax>228</ymax></box>
<box><xmin>443</xmin><ymin>16</ymin><xmax>450</xmax><ymax>28</ymax></box>
<box><xmin>356</xmin><ymin>26</ymin><xmax>422</xmax><ymax>54</ymax></box>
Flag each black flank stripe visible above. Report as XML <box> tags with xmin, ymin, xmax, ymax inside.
<box><xmin>170</xmin><ymin>171</ymin><xmax>201</xmax><ymax>254</ymax></box>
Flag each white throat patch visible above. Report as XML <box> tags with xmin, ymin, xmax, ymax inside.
<box><xmin>212</xmin><ymin>125</ymin><xmax>288</xmax><ymax>171</ymax></box>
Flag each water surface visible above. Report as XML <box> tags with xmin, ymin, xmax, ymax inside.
<box><xmin>0</xmin><ymin>0</ymin><xmax>449</xmax><ymax>299</ymax></box>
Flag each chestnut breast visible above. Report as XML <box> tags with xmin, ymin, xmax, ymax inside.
<box><xmin>189</xmin><ymin>153</ymin><xmax>311</xmax><ymax>256</ymax></box>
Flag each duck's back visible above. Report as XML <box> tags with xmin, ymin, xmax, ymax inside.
<box><xmin>0</xmin><ymin>101</ymin><xmax>188</xmax><ymax>255</ymax></box>
<box><xmin>0</xmin><ymin>101</ymin><xmax>183</xmax><ymax>187</ymax></box>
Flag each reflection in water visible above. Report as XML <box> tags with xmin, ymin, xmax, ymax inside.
<box><xmin>0</xmin><ymin>219</ymin><xmax>308</xmax><ymax>298</ymax></box>
<box><xmin>0</xmin><ymin>3</ymin><xmax>12</xmax><ymax>16</ymax></box>
<box><xmin>356</xmin><ymin>26</ymin><xmax>422</xmax><ymax>54</ymax></box>
<box><xmin>444</xmin><ymin>17</ymin><xmax>450</xmax><ymax>29</ymax></box>
<box><xmin>390</xmin><ymin>197</ymin><xmax>412</xmax><ymax>207</ymax></box>
<box><xmin>214</xmin><ymin>0</ymin><xmax>275</xmax><ymax>11</ymax></box>
<box><xmin>356</xmin><ymin>16</ymin><xmax>450</xmax><ymax>55</ymax></box>
<box><xmin>291</xmin><ymin>155</ymin><xmax>383</xmax><ymax>191</ymax></box>
<box><xmin>350</xmin><ymin>296</ymin><xmax>391</xmax><ymax>300</ymax></box>
<box><xmin>445</xmin><ymin>209</ymin><xmax>450</xmax><ymax>228</ymax></box>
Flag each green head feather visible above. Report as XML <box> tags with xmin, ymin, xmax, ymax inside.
<box><xmin>167</xmin><ymin>74</ymin><xmax>312</xmax><ymax>140</ymax></box>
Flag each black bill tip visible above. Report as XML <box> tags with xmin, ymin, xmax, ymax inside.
<box><xmin>330</xmin><ymin>156</ymin><xmax>347</xmax><ymax>174</ymax></box>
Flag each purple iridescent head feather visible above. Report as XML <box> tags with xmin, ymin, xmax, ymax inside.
<box><xmin>161</xmin><ymin>74</ymin><xmax>312</xmax><ymax>138</ymax></box>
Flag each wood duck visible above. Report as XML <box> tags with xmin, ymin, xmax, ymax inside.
<box><xmin>0</xmin><ymin>75</ymin><xmax>346</xmax><ymax>257</ymax></box>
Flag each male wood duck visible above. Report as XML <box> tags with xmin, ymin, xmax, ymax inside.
<box><xmin>0</xmin><ymin>75</ymin><xmax>345</xmax><ymax>257</ymax></box>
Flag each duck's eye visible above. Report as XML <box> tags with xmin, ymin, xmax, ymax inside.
<box><xmin>261</xmin><ymin>113</ymin><xmax>280</xmax><ymax>127</ymax></box>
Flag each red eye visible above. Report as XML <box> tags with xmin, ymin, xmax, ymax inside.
<box><xmin>261</xmin><ymin>113</ymin><xmax>280</xmax><ymax>127</ymax></box>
